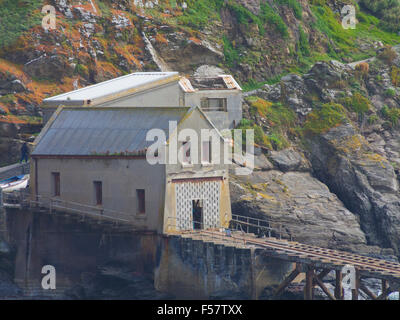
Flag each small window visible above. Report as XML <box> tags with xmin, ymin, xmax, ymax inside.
<box><xmin>137</xmin><ymin>189</ymin><xmax>145</xmax><ymax>214</ymax></box>
<box><xmin>202</xmin><ymin>141</ymin><xmax>212</xmax><ymax>163</ymax></box>
<box><xmin>94</xmin><ymin>181</ymin><xmax>102</xmax><ymax>206</ymax></box>
<box><xmin>182</xmin><ymin>141</ymin><xmax>191</xmax><ymax>164</ymax></box>
<box><xmin>200</xmin><ymin>98</ymin><xmax>227</xmax><ymax>111</ymax></box>
<box><xmin>52</xmin><ymin>172</ymin><xmax>60</xmax><ymax>197</ymax></box>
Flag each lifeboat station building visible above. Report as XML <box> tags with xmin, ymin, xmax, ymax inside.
<box><xmin>31</xmin><ymin>106</ymin><xmax>232</xmax><ymax>234</ymax></box>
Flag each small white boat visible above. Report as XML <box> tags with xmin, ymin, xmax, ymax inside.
<box><xmin>0</xmin><ymin>174</ymin><xmax>29</xmax><ymax>192</ymax></box>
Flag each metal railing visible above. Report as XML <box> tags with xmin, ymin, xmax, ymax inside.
<box><xmin>165</xmin><ymin>213</ymin><xmax>295</xmax><ymax>242</ymax></box>
<box><xmin>2</xmin><ymin>189</ymin><xmax>298</xmax><ymax>240</ymax></box>
<box><xmin>2</xmin><ymin>190</ymin><xmax>135</xmax><ymax>225</ymax></box>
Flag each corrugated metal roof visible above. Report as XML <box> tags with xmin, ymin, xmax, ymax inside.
<box><xmin>32</xmin><ymin>107</ymin><xmax>189</xmax><ymax>156</ymax></box>
<box><xmin>43</xmin><ymin>72</ymin><xmax>179</xmax><ymax>103</ymax></box>
<box><xmin>221</xmin><ymin>75</ymin><xmax>242</xmax><ymax>90</ymax></box>
<box><xmin>179</xmin><ymin>77</ymin><xmax>195</xmax><ymax>93</ymax></box>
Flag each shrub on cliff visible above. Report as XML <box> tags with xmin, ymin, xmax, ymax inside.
<box><xmin>303</xmin><ymin>103</ymin><xmax>348</xmax><ymax>135</ymax></box>
<box><xmin>342</xmin><ymin>92</ymin><xmax>371</xmax><ymax>116</ymax></box>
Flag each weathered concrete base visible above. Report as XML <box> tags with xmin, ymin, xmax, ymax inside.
<box><xmin>2</xmin><ymin>208</ymin><xmax>293</xmax><ymax>299</ymax></box>
<box><xmin>154</xmin><ymin>235</ymin><xmax>293</xmax><ymax>299</ymax></box>
<box><xmin>3</xmin><ymin>208</ymin><xmax>160</xmax><ymax>297</ymax></box>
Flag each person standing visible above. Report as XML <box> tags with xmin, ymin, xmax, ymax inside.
<box><xmin>20</xmin><ymin>142</ymin><xmax>29</xmax><ymax>163</ymax></box>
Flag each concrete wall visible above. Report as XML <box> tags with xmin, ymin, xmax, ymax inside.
<box><xmin>42</xmin><ymin>108</ymin><xmax>56</xmax><ymax>125</ymax></box>
<box><xmin>163</xmin><ymin>108</ymin><xmax>232</xmax><ymax>233</ymax></box>
<box><xmin>3</xmin><ymin>208</ymin><xmax>161</xmax><ymax>297</ymax></box>
<box><xmin>34</xmin><ymin>158</ymin><xmax>165</xmax><ymax>231</ymax></box>
<box><xmin>0</xmin><ymin>162</ymin><xmax>30</xmax><ymax>181</ymax></box>
<box><xmin>41</xmin><ymin>83</ymin><xmax>243</xmax><ymax>131</ymax></box>
<box><xmin>155</xmin><ymin>235</ymin><xmax>294</xmax><ymax>299</ymax></box>
<box><xmin>184</xmin><ymin>90</ymin><xmax>242</xmax><ymax>130</ymax></box>
<box><xmin>41</xmin><ymin>82</ymin><xmax>184</xmax><ymax>125</ymax></box>
<box><xmin>99</xmin><ymin>82</ymin><xmax>183</xmax><ymax>108</ymax></box>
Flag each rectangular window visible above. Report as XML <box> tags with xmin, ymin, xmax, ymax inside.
<box><xmin>202</xmin><ymin>141</ymin><xmax>212</xmax><ymax>163</ymax></box>
<box><xmin>200</xmin><ymin>98</ymin><xmax>227</xmax><ymax>111</ymax></box>
<box><xmin>182</xmin><ymin>141</ymin><xmax>191</xmax><ymax>164</ymax></box>
<box><xmin>52</xmin><ymin>172</ymin><xmax>60</xmax><ymax>197</ymax></box>
<box><xmin>94</xmin><ymin>181</ymin><xmax>102</xmax><ymax>206</ymax></box>
<box><xmin>137</xmin><ymin>189</ymin><xmax>145</xmax><ymax>214</ymax></box>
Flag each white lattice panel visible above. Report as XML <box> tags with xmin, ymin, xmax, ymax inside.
<box><xmin>175</xmin><ymin>181</ymin><xmax>221</xmax><ymax>230</ymax></box>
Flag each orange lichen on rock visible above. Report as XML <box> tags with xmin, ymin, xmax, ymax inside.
<box><xmin>155</xmin><ymin>33</ymin><xmax>168</xmax><ymax>44</ymax></box>
<box><xmin>0</xmin><ymin>59</ymin><xmax>29</xmax><ymax>83</ymax></box>
<box><xmin>114</xmin><ymin>45</ymin><xmax>142</xmax><ymax>69</ymax></box>
<box><xmin>189</xmin><ymin>37</ymin><xmax>202</xmax><ymax>45</ymax></box>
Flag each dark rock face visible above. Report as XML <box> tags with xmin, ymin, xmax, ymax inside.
<box><xmin>64</xmin><ymin>265</ymin><xmax>173</xmax><ymax>300</ymax></box>
<box><xmin>0</xmin><ymin>73</ymin><xmax>26</xmax><ymax>95</ymax></box>
<box><xmin>246</xmin><ymin>60</ymin><xmax>352</xmax><ymax>116</ymax></box>
<box><xmin>23</xmin><ymin>54</ymin><xmax>74</xmax><ymax>81</ymax></box>
<box><xmin>0</xmin><ymin>236</ymin><xmax>21</xmax><ymax>298</ymax></box>
<box><xmin>230</xmin><ymin>169</ymin><xmax>376</xmax><ymax>254</ymax></box>
<box><xmin>307</xmin><ymin>123</ymin><xmax>400</xmax><ymax>253</ymax></box>
<box><xmin>270</xmin><ymin>148</ymin><xmax>310</xmax><ymax>172</ymax></box>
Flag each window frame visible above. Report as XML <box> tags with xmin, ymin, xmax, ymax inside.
<box><xmin>201</xmin><ymin>140</ymin><xmax>212</xmax><ymax>164</ymax></box>
<box><xmin>200</xmin><ymin>98</ymin><xmax>227</xmax><ymax>112</ymax></box>
<box><xmin>51</xmin><ymin>172</ymin><xmax>60</xmax><ymax>197</ymax></box>
<box><xmin>93</xmin><ymin>181</ymin><xmax>103</xmax><ymax>206</ymax></box>
<box><xmin>136</xmin><ymin>189</ymin><xmax>146</xmax><ymax>215</ymax></box>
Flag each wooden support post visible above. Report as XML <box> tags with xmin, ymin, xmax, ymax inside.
<box><xmin>335</xmin><ymin>270</ymin><xmax>343</xmax><ymax>300</ymax></box>
<box><xmin>314</xmin><ymin>274</ymin><xmax>336</xmax><ymax>300</ymax></box>
<box><xmin>316</xmin><ymin>269</ymin><xmax>331</xmax><ymax>281</ymax></box>
<box><xmin>304</xmin><ymin>267</ymin><xmax>314</xmax><ymax>300</ymax></box>
<box><xmin>381</xmin><ymin>280</ymin><xmax>388</xmax><ymax>300</ymax></box>
<box><xmin>359</xmin><ymin>282</ymin><xmax>377</xmax><ymax>300</ymax></box>
<box><xmin>351</xmin><ymin>269</ymin><xmax>360</xmax><ymax>300</ymax></box>
<box><xmin>274</xmin><ymin>263</ymin><xmax>301</xmax><ymax>297</ymax></box>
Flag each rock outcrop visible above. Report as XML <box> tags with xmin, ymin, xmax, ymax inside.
<box><xmin>307</xmin><ymin>123</ymin><xmax>400</xmax><ymax>253</ymax></box>
<box><xmin>230</xmin><ymin>169</ymin><xmax>377</xmax><ymax>254</ymax></box>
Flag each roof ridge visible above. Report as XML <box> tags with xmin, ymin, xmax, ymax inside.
<box><xmin>43</xmin><ymin>72</ymin><xmax>179</xmax><ymax>102</ymax></box>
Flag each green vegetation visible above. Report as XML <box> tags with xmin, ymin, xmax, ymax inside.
<box><xmin>275</xmin><ymin>0</ymin><xmax>302</xmax><ymax>20</ymax></box>
<box><xmin>368</xmin><ymin>114</ymin><xmax>379</xmax><ymax>124</ymax></box>
<box><xmin>177</xmin><ymin>0</ymin><xmax>223</xmax><ymax>28</ymax></box>
<box><xmin>385</xmin><ymin>88</ymin><xmax>396</xmax><ymax>97</ymax></box>
<box><xmin>222</xmin><ymin>35</ymin><xmax>239</xmax><ymax>68</ymax></box>
<box><xmin>391</xmin><ymin>66</ymin><xmax>400</xmax><ymax>86</ymax></box>
<box><xmin>377</xmin><ymin>46</ymin><xmax>398</xmax><ymax>65</ymax></box>
<box><xmin>0</xmin><ymin>0</ymin><xmax>43</xmax><ymax>47</ymax></box>
<box><xmin>310</xmin><ymin>3</ymin><xmax>400</xmax><ymax>62</ymax></box>
<box><xmin>0</xmin><ymin>94</ymin><xmax>15</xmax><ymax>107</ymax></box>
<box><xmin>303</xmin><ymin>103</ymin><xmax>348</xmax><ymax>135</ymax></box>
<box><xmin>241</xmin><ymin>73</ymin><xmax>287</xmax><ymax>91</ymax></box>
<box><xmin>298</xmin><ymin>25</ymin><xmax>310</xmax><ymax>57</ymax></box>
<box><xmin>342</xmin><ymin>92</ymin><xmax>371</xmax><ymax>116</ymax></box>
<box><xmin>75</xmin><ymin>64</ymin><xmax>89</xmax><ymax>78</ymax></box>
<box><xmin>242</xmin><ymin>97</ymin><xmax>295</xmax><ymax>150</ymax></box>
<box><xmin>260</xmin><ymin>1</ymin><xmax>289</xmax><ymax>38</ymax></box>
<box><xmin>247</xmin><ymin>97</ymin><xmax>295</xmax><ymax>129</ymax></box>
<box><xmin>381</xmin><ymin>105</ymin><xmax>400</xmax><ymax>126</ymax></box>
<box><xmin>360</xmin><ymin>0</ymin><xmax>400</xmax><ymax>32</ymax></box>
